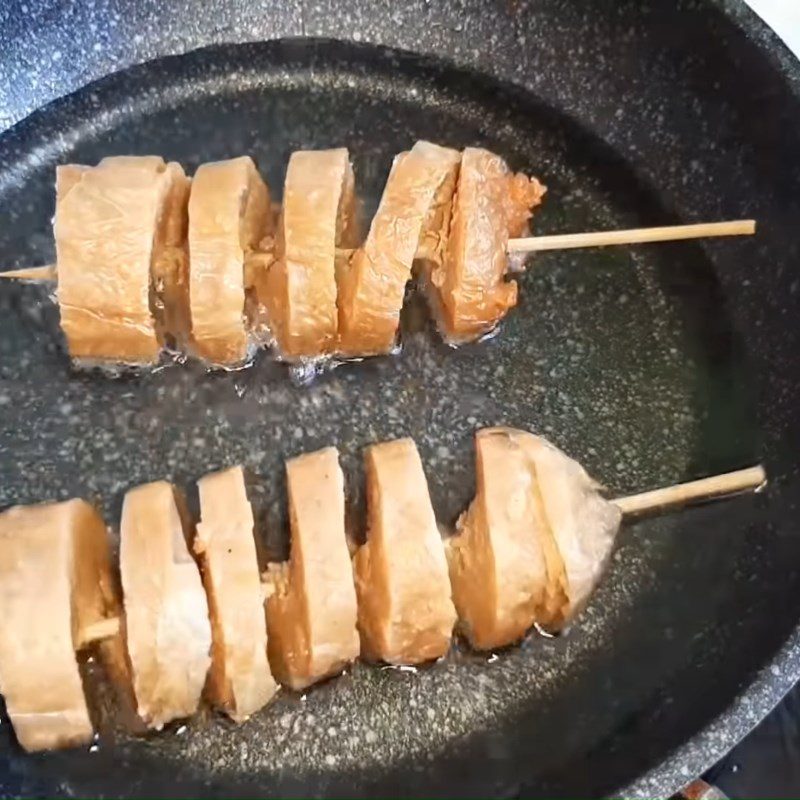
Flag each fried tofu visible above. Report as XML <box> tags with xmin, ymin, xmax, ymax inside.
<box><xmin>523</xmin><ymin>432</ymin><xmax>622</xmax><ymax>624</ymax></box>
<box><xmin>0</xmin><ymin>499</ymin><xmax>117</xmax><ymax>751</ymax></box>
<box><xmin>54</xmin><ymin>156</ymin><xmax>190</xmax><ymax>363</ymax></box>
<box><xmin>448</xmin><ymin>428</ymin><xmax>621</xmax><ymax>647</ymax></box>
<box><xmin>194</xmin><ymin>466</ymin><xmax>277</xmax><ymax>721</ymax></box>
<box><xmin>446</xmin><ymin>428</ymin><xmax>565</xmax><ymax>649</ymax></box>
<box><xmin>429</xmin><ymin>148</ymin><xmax>545</xmax><ymax>343</ymax></box>
<box><xmin>120</xmin><ymin>481</ymin><xmax>211</xmax><ymax>729</ymax></box>
<box><xmin>337</xmin><ymin>141</ymin><xmax>460</xmax><ymax>356</ymax></box>
<box><xmin>353</xmin><ymin>438</ymin><xmax>456</xmax><ymax>664</ymax></box>
<box><xmin>266</xmin><ymin>447</ymin><xmax>359</xmax><ymax>689</ymax></box>
<box><xmin>188</xmin><ymin>156</ymin><xmax>273</xmax><ymax>365</ymax></box>
<box><xmin>268</xmin><ymin>149</ymin><xmax>358</xmax><ymax>359</ymax></box>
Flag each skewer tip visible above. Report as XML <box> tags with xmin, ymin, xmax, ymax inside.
<box><xmin>0</xmin><ymin>264</ymin><xmax>57</xmax><ymax>282</ymax></box>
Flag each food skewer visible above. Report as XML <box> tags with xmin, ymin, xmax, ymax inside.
<box><xmin>0</xmin><ymin>220</ymin><xmax>757</xmax><ymax>283</ymax></box>
<box><xmin>0</xmin><ymin>430</ymin><xmax>766</xmax><ymax>752</ymax></box>
<box><xmin>74</xmin><ymin>461</ymin><xmax>768</xmax><ymax>650</ymax></box>
<box><xmin>0</xmin><ymin>143</ymin><xmax>755</xmax><ymax>370</ymax></box>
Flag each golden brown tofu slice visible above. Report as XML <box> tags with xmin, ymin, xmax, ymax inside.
<box><xmin>266</xmin><ymin>447</ymin><xmax>359</xmax><ymax>689</ymax></box>
<box><xmin>0</xmin><ymin>499</ymin><xmax>117</xmax><ymax>751</ymax></box>
<box><xmin>429</xmin><ymin>148</ymin><xmax>545</xmax><ymax>344</ymax></box>
<box><xmin>353</xmin><ymin>438</ymin><xmax>456</xmax><ymax>664</ymax></box>
<box><xmin>194</xmin><ymin>466</ymin><xmax>277</xmax><ymax>721</ymax></box>
<box><xmin>446</xmin><ymin>428</ymin><xmax>564</xmax><ymax>650</ymax></box>
<box><xmin>54</xmin><ymin>155</ymin><xmax>190</xmax><ymax>363</ymax></box>
<box><xmin>523</xmin><ymin>432</ymin><xmax>622</xmax><ymax>624</ymax></box>
<box><xmin>448</xmin><ymin>428</ymin><xmax>622</xmax><ymax>647</ymax></box>
<box><xmin>337</xmin><ymin>141</ymin><xmax>460</xmax><ymax>356</ymax></box>
<box><xmin>120</xmin><ymin>481</ymin><xmax>212</xmax><ymax>729</ymax></box>
<box><xmin>188</xmin><ymin>156</ymin><xmax>274</xmax><ymax>365</ymax></box>
<box><xmin>151</xmin><ymin>165</ymin><xmax>192</xmax><ymax>350</ymax></box>
<box><xmin>267</xmin><ymin>149</ymin><xmax>358</xmax><ymax>359</ymax></box>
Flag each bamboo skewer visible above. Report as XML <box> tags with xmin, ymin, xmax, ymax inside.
<box><xmin>76</xmin><ymin>464</ymin><xmax>766</xmax><ymax>648</ymax></box>
<box><xmin>613</xmin><ymin>465</ymin><xmax>766</xmax><ymax>518</ymax></box>
<box><xmin>507</xmin><ymin>219</ymin><xmax>756</xmax><ymax>253</ymax></box>
<box><xmin>0</xmin><ymin>220</ymin><xmax>756</xmax><ymax>282</ymax></box>
<box><xmin>0</xmin><ymin>264</ymin><xmax>56</xmax><ymax>281</ymax></box>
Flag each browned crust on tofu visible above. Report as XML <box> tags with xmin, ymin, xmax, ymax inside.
<box><xmin>430</xmin><ymin>148</ymin><xmax>545</xmax><ymax>344</ymax></box>
<box><xmin>337</xmin><ymin>142</ymin><xmax>460</xmax><ymax>356</ymax></box>
<box><xmin>446</xmin><ymin>428</ymin><xmax>555</xmax><ymax>650</ymax></box>
<box><xmin>194</xmin><ymin>466</ymin><xmax>276</xmax><ymax>721</ymax></box>
<box><xmin>522</xmin><ymin>433</ymin><xmax>622</xmax><ymax>625</ymax></box>
<box><xmin>151</xmin><ymin>164</ymin><xmax>191</xmax><ymax>349</ymax></box>
<box><xmin>188</xmin><ymin>157</ymin><xmax>273</xmax><ymax>365</ymax></box>
<box><xmin>266</xmin><ymin>447</ymin><xmax>359</xmax><ymax>689</ymax></box>
<box><xmin>0</xmin><ymin>499</ymin><xmax>116</xmax><ymax>751</ymax></box>
<box><xmin>354</xmin><ymin>438</ymin><xmax>456</xmax><ymax>664</ymax></box>
<box><xmin>120</xmin><ymin>481</ymin><xmax>212</xmax><ymax>729</ymax></box>
<box><xmin>267</xmin><ymin>149</ymin><xmax>357</xmax><ymax>359</ymax></box>
<box><xmin>55</xmin><ymin>156</ymin><xmax>187</xmax><ymax>363</ymax></box>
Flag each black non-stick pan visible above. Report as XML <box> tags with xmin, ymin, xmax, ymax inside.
<box><xmin>1</xmin><ymin>1</ymin><xmax>799</xmax><ymax>797</ymax></box>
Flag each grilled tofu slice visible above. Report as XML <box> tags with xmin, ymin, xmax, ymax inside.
<box><xmin>429</xmin><ymin>148</ymin><xmax>545</xmax><ymax>343</ymax></box>
<box><xmin>120</xmin><ymin>481</ymin><xmax>211</xmax><ymax>729</ymax></box>
<box><xmin>266</xmin><ymin>447</ymin><xmax>359</xmax><ymax>689</ymax></box>
<box><xmin>188</xmin><ymin>156</ymin><xmax>274</xmax><ymax>366</ymax></box>
<box><xmin>448</xmin><ymin>427</ymin><xmax>621</xmax><ymax>648</ymax></box>
<box><xmin>55</xmin><ymin>156</ymin><xmax>190</xmax><ymax>363</ymax></box>
<box><xmin>337</xmin><ymin>141</ymin><xmax>460</xmax><ymax>356</ymax></box>
<box><xmin>0</xmin><ymin>499</ymin><xmax>117</xmax><ymax>751</ymax></box>
<box><xmin>268</xmin><ymin>149</ymin><xmax>358</xmax><ymax>359</ymax></box>
<box><xmin>523</xmin><ymin>432</ymin><xmax>622</xmax><ymax>624</ymax></box>
<box><xmin>194</xmin><ymin>466</ymin><xmax>277</xmax><ymax>721</ymax></box>
<box><xmin>446</xmin><ymin>428</ymin><xmax>564</xmax><ymax>650</ymax></box>
<box><xmin>353</xmin><ymin>438</ymin><xmax>456</xmax><ymax>664</ymax></box>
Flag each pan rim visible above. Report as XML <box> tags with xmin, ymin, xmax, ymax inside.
<box><xmin>620</xmin><ymin>4</ymin><xmax>800</xmax><ymax>793</ymax></box>
<box><xmin>0</xmin><ymin>1</ymin><xmax>797</xmax><ymax>796</ymax></box>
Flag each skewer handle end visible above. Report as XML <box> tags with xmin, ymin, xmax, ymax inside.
<box><xmin>614</xmin><ymin>465</ymin><xmax>766</xmax><ymax>518</ymax></box>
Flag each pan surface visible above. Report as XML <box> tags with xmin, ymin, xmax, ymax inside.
<box><xmin>0</xmin><ymin>2</ymin><xmax>798</xmax><ymax>797</ymax></box>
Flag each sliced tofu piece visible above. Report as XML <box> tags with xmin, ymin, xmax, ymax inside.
<box><xmin>188</xmin><ymin>156</ymin><xmax>274</xmax><ymax>365</ymax></box>
<box><xmin>523</xmin><ymin>432</ymin><xmax>622</xmax><ymax>623</ymax></box>
<box><xmin>0</xmin><ymin>499</ymin><xmax>118</xmax><ymax>751</ymax></box>
<box><xmin>353</xmin><ymin>438</ymin><xmax>456</xmax><ymax>663</ymax></box>
<box><xmin>151</xmin><ymin>163</ymin><xmax>192</xmax><ymax>350</ymax></box>
<box><xmin>120</xmin><ymin>481</ymin><xmax>212</xmax><ymax>729</ymax></box>
<box><xmin>268</xmin><ymin>149</ymin><xmax>358</xmax><ymax>359</ymax></box>
<box><xmin>429</xmin><ymin>148</ymin><xmax>545</xmax><ymax>344</ymax></box>
<box><xmin>446</xmin><ymin>428</ymin><xmax>565</xmax><ymax>650</ymax></box>
<box><xmin>266</xmin><ymin>447</ymin><xmax>359</xmax><ymax>689</ymax></box>
<box><xmin>448</xmin><ymin>427</ymin><xmax>622</xmax><ymax>647</ymax></box>
<box><xmin>337</xmin><ymin>141</ymin><xmax>460</xmax><ymax>356</ymax></box>
<box><xmin>194</xmin><ymin>466</ymin><xmax>277</xmax><ymax>721</ymax></box>
<box><xmin>54</xmin><ymin>155</ymin><xmax>190</xmax><ymax>363</ymax></box>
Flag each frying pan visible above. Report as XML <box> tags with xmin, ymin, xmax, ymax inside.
<box><xmin>0</xmin><ymin>0</ymin><xmax>798</xmax><ymax>796</ymax></box>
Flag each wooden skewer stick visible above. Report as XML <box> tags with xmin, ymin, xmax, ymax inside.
<box><xmin>0</xmin><ymin>220</ymin><xmax>754</xmax><ymax>284</ymax></box>
<box><xmin>507</xmin><ymin>219</ymin><xmax>756</xmax><ymax>253</ymax></box>
<box><xmin>76</xmin><ymin>616</ymin><xmax>121</xmax><ymax>650</ymax></box>
<box><xmin>613</xmin><ymin>465</ymin><xmax>766</xmax><ymax>518</ymax></box>
<box><xmin>0</xmin><ymin>264</ymin><xmax>57</xmax><ymax>281</ymax></box>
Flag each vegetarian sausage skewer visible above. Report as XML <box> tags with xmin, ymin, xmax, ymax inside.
<box><xmin>0</xmin><ymin>430</ymin><xmax>765</xmax><ymax>753</ymax></box>
<box><xmin>0</xmin><ymin>144</ymin><xmax>755</xmax><ymax>367</ymax></box>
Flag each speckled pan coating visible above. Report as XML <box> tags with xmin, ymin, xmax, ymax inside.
<box><xmin>0</xmin><ymin>2</ymin><xmax>798</xmax><ymax>798</ymax></box>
